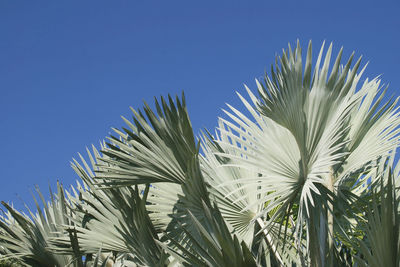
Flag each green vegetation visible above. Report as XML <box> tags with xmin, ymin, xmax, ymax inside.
<box><xmin>0</xmin><ymin>41</ymin><xmax>399</xmax><ymax>266</ymax></box>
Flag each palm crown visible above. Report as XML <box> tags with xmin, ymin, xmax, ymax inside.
<box><xmin>0</xmin><ymin>41</ymin><xmax>399</xmax><ymax>267</ymax></box>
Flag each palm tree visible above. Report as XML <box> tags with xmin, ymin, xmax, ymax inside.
<box><xmin>0</xmin><ymin>40</ymin><xmax>399</xmax><ymax>267</ymax></box>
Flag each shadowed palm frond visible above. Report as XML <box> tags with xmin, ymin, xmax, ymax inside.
<box><xmin>0</xmin><ymin>183</ymin><xmax>79</xmax><ymax>267</ymax></box>
<box><xmin>96</xmin><ymin>93</ymin><xmax>198</xmax><ymax>186</ymax></box>
<box><xmin>51</xmin><ymin>149</ymin><xmax>170</xmax><ymax>266</ymax></box>
<box><xmin>353</xmin><ymin>166</ymin><xmax>400</xmax><ymax>267</ymax></box>
<box><xmin>160</xmin><ymin>158</ymin><xmax>259</xmax><ymax>267</ymax></box>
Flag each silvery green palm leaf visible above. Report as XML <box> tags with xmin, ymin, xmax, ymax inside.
<box><xmin>61</xmin><ymin>145</ymin><xmax>181</xmax><ymax>266</ymax></box>
<box><xmin>200</xmin><ymin>132</ymin><xmax>261</xmax><ymax>242</ymax></box>
<box><xmin>96</xmin><ymin>93</ymin><xmax>198</xmax><ymax>186</ymax></box>
<box><xmin>0</xmin><ymin>183</ymin><xmax>79</xmax><ymax>267</ymax></box>
<box><xmin>146</xmin><ymin>182</ymin><xmax>183</xmax><ymax>230</ymax></box>
<box><xmin>353</xmin><ymin>168</ymin><xmax>399</xmax><ymax>267</ymax></box>
<box><xmin>200</xmin><ymin>132</ymin><xmax>301</xmax><ymax>265</ymax></box>
<box><xmin>51</xmin><ymin>148</ymin><xmax>170</xmax><ymax>266</ymax></box>
<box><xmin>52</xmin><ymin>183</ymin><xmax>169</xmax><ymax>266</ymax></box>
<box><xmin>159</xmin><ymin>159</ymin><xmax>259</xmax><ymax>267</ymax></box>
<box><xmin>161</xmin><ymin>152</ymin><xmax>217</xmax><ymax>248</ymax></box>
<box><xmin>161</xmin><ymin>202</ymin><xmax>259</xmax><ymax>267</ymax></box>
<box><xmin>69</xmin><ymin>138</ymin><xmax>182</xmax><ymax>242</ymax></box>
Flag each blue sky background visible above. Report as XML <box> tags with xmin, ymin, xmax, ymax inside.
<box><xmin>0</xmin><ymin>1</ymin><xmax>399</xmax><ymax>210</ymax></box>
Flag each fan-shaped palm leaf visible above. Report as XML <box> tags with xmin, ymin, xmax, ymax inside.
<box><xmin>206</xmin><ymin>41</ymin><xmax>400</xmax><ymax>266</ymax></box>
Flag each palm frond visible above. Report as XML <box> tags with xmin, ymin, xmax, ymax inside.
<box><xmin>203</xmin><ymin>40</ymin><xmax>400</xmax><ymax>265</ymax></box>
<box><xmin>51</xmin><ymin>177</ymin><xmax>168</xmax><ymax>266</ymax></box>
<box><xmin>0</xmin><ymin>183</ymin><xmax>77</xmax><ymax>266</ymax></box>
<box><xmin>353</xmin><ymin>169</ymin><xmax>399</xmax><ymax>267</ymax></box>
<box><xmin>96</xmin><ymin>93</ymin><xmax>198</xmax><ymax>186</ymax></box>
<box><xmin>161</xmin><ymin>200</ymin><xmax>259</xmax><ymax>267</ymax></box>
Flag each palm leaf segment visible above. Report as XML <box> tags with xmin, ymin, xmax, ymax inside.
<box><xmin>353</xmin><ymin>160</ymin><xmax>400</xmax><ymax>267</ymax></box>
<box><xmin>97</xmin><ymin>93</ymin><xmax>197</xmax><ymax>186</ymax></box>
<box><xmin>159</xmin><ymin>156</ymin><xmax>259</xmax><ymax>267</ymax></box>
<box><xmin>0</xmin><ymin>183</ymin><xmax>79</xmax><ymax>267</ymax></box>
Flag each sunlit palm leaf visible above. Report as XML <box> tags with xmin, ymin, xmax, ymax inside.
<box><xmin>206</xmin><ymin>40</ymin><xmax>400</xmax><ymax>265</ymax></box>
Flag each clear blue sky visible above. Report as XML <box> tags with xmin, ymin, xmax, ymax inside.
<box><xmin>1</xmin><ymin>1</ymin><xmax>399</xmax><ymax>209</ymax></box>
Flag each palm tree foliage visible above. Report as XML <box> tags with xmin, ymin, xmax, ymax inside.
<box><xmin>1</xmin><ymin>41</ymin><xmax>399</xmax><ymax>266</ymax></box>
